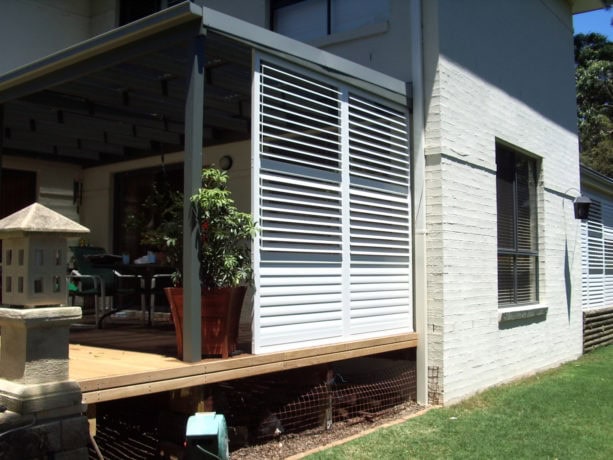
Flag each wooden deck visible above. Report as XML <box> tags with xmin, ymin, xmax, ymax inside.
<box><xmin>69</xmin><ymin>325</ymin><xmax>418</xmax><ymax>405</ymax></box>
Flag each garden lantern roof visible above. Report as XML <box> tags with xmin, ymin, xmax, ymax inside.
<box><xmin>0</xmin><ymin>203</ymin><xmax>90</xmax><ymax>238</ymax></box>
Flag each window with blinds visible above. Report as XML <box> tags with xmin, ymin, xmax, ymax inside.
<box><xmin>496</xmin><ymin>145</ymin><xmax>539</xmax><ymax>306</ymax></box>
<box><xmin>253</xmin><ymin>57</ymin><xmax>411</xmax><ymax>352</ymax></box>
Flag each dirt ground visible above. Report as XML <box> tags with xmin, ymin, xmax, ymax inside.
<box><xmin>230</xmin><ymin>401</ymin><xmax>425</xmax><ymax>459</ymax></box>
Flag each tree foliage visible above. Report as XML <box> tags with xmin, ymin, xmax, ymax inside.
<box><xmin>574</xmin><ymin>32</ymin><xmax>613</xmax><ymax>177</ymax></box>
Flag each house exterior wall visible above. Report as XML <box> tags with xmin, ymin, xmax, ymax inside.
<box><xmin>201</xmin><ymin>0</ymin><xmax>268</xmax><ymax>26</ymax></box>
<box><xmin>1</xmin><ymin>157</ymin><xmax>81</xmax><ymax>226</ymax></box>
<box><xmin>422</xmin><ymin>0</ymin><xmax>583</xmax><ymax>403</ymax></box>
<box><xmin>310</xmin><ymin>0</ymin><xmax>413</xmax><ymax>83</ymax></box>
<box><xmin>90</xmin><ymin>0</ymin><xmax>116</xmax><ymax>36</ymax></box>
<box><xmin>0</xmin><ymin>0</ymin><xmax>94</xmax><ymax>74</ymax></box>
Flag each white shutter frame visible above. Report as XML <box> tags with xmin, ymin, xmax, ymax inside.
<box><xmin>253</xmin><ymin>54</ymin><xmax>412</xmax><ymax>354</ymax></box>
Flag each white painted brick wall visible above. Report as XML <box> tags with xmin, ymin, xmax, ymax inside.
<box><xmin>424</xmin><ymin>0</ymin><xmax>583</xmax><ymax>404</ymax></box>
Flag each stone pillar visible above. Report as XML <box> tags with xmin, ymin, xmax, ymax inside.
<box><xmin>0</xmin><ymin>306</ymin><xmax>88</xmax><ymax>458</ymax></box>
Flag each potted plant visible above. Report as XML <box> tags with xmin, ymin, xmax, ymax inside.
<box><xmin>164</xmin><ymin>167</ymin><xmax>256</xmax><ymax>359</ymax></box>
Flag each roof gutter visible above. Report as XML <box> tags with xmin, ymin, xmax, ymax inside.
<box><xmin>581</xmin><ymin>165</ymin><xmax>613</xmax><ymax>196</ymax></box>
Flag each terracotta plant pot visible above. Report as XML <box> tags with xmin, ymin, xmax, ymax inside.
<box><xmin>164</xmin><ymin>286</ymin><xmax>246</xmax><ymax>359</ymax></box>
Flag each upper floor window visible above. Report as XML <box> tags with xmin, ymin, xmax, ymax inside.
<box><xmin>496</xmin><ymin>145</ymin><xmax>539</xmax><ymax>306</ymax></box>
<box><xmin>271</xmin><ymin>0</ymin><xmax>389</xmax><ymax>42</ymax></box>
<box><xmin>119</xmin><ymin>0</ymin><xmax>185</xmax><ymax>26</ymax></box>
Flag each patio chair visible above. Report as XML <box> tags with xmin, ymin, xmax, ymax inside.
<box><xmin>67</xmin><ymin>246</ymin><xmax>145</xmax><ymax>327</ymax></box>
<box><xmin>112</xmin><ymin>269</ymin><xmax>146</xmax><ymax>324</ymax></box>
<box><xmin>67</xmin><ymin>246</ymin><xmax>108</xmax><ymax>324</ymax></box>
<box><xmin>67</xmin><ymin>269</ymin><xmax>105</xmax><ymax>324</ymax></box>
<box><xmin>148</xmin><ymin>272</ymin><xmax>174</xmax><ymax>325</ymax></box>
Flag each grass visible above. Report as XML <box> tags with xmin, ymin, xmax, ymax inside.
<box><xmin>306</xmin><ymin>346</ymin><xmax>613</xmax><ymax>460</ymax></box>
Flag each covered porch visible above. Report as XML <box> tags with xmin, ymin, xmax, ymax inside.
<box><xmin>0</xmin><ymin>1</ymin><xmax>418</xmax><ymax>398</ymax></box>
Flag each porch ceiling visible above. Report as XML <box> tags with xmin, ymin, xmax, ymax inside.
<box><xmin>0</xmin><ymin>6</ymin><xmax>252</xmax><ymax>167</ymax></box>
<box><xmin>0</xmin><ymin>2</ymin><xmax>408</xmax><ymax>168</ymax></box>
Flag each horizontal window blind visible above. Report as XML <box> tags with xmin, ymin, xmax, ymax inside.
<box><xmin>496</xmin><ymin>146</ymin><xmax>538</xmax><ymax>306</ymax></box>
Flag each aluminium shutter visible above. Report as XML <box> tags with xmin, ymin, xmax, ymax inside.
<box><xmin>582</xmin><ymin>194</ymin><xmax>613</xmax><ymax>310</ymax></box>
<box><xmin>253</xmin><ymin>57</ymin><xmax>412</xmax><ymax>353</ymax></box>
<box><xmin>255</xmin><ymin>61</ymin><xmax>344</xmax><ymax>350</ymax></box>
<box><xmin>347</xmin><ymin>94</ymin><xmax>411</xmax><ymax>334</ymax></box>
<box><xmin>586</xmin><ymin>199</ymin><xmax>604</xmax><ymax>308</ymax></box>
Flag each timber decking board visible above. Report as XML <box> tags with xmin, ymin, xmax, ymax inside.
<box><xmin>68</xmin><ymin>327</ymin><xmax>418</xmax><ymax>404</ymax></box>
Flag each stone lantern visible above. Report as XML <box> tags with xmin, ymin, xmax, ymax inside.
<box><xmin>0</xmin><ymin>202</ymin><xmax>89</xmax><ymax>308</ymax></box>
<box><xmin>0</xmin><ymin>204</ymin><xmax>90</xmax><ymax>457</ymax></box>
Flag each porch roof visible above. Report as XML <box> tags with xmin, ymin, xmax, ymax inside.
<box><xmin>0</xmin><ymin>1</ymin><xmax>407</xmax><ymax>168</ymax></box>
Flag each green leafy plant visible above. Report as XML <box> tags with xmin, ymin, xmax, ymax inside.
<box><xmin>131</xmin><ymin>167</ymin><xmax>255</xmax><ymax>288</ymax></box>
<box><xmin>124</xmin><ymin>182</ymin><xmax>183</xmax><ymax>277</ymax></box>
<box><xmin>191</xmin><ymin>167</ymin><xmax>256</xmax><ymax>290</ymax></box>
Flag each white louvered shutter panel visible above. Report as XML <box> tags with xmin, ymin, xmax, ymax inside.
<box><xmin>581</xmin><ymin>215</ymin><xmax>590</xmax><ymax>307</ymax></box>
<box><xmin>581</xmin><ymin>194</ymin><xmax>613</xmax><ymax>311</ymax></box>
<box><xmin>603</xmin><ymin>199</ymin><xmax>613</xmax><ymax>307</ymax></box>
<box><xmin>256</xmin><ymin>62</ymin><xmax>344</xmax><ymax>350</ymax></box>
<box><xmin>586</xmin><ymin>199</ymin><xmax>604</xmax><ymax>308</ymax></box>
<box><xmin>347</xmin><ymin>94</ymin><xmax>412</xmax><ymax>334</ymax></box>
<box><xmin>253</xmin><ymin>57</ymin><xmax>412</xmax><ymax>353</ymax></box>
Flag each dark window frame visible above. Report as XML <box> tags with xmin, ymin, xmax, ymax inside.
<box><xmin>496</xmin><ymin>145</ymin><xmax>539</xmax><ymax>306</ymax></box>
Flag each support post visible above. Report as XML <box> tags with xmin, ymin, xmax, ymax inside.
<box><xmin>410</xmin><ymin>0</ymin><xmax>429</xmax><ymax>405</ymax></box>
<box><xmin>182</xmin><ymin>29</ymin><xmax>206</xmax><ymax>362</ymax></box>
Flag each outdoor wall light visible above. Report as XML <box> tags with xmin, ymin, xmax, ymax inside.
<box><xmin>219</xmin><ymin>155</ymin><xmax>233</xmax><ymax>171</ymax></box>
<box><xmin>573</xmin><ymin>195</ymin><xmax>592</xmax><ymax>220</ymax></box>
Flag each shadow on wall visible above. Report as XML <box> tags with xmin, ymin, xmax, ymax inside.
<box><xmin>565</xmin><ymin>240</ymin><xmax>572</xmax><ymax>323</ymax></box>
<box><xmin>435</xmin><ymin>0</ymin><xmax>577</xmax><ymax>133</ymax></box>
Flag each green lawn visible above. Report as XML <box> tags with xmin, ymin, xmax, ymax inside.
<box><xmin>307</xmin><ymin>346</ymin><xmax>613</xmax><ymax>460</ymax></box>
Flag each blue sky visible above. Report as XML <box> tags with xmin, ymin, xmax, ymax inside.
<box><xmin>573</xmin><ymin>8</ymin><xmax>613</xmax><ymax>39</ymax></box>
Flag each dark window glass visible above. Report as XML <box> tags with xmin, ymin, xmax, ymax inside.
<box><xmin>119</xmin><ymin>0</ymin><xmax>161</xmax><ymax>25</ymax></box>
<box><xmin>118</xmin><ymin>0</ymin><xmax>185</xmax><ymax>26</ymax></box>
<box><xmin>113</xmin><ymin>165</ymin><xmax>183</xmax><ymax>258</ymax></box>
<box><xmin>496</xmin><ymin>145</ymin><xmax>538</xmax><ymax>306</ymax></box>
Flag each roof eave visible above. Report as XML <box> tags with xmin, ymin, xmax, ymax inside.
<box><xmin>572</xmin><ymin>0</ymin><xmax>608</xmax><ymax>14</ymax></box>
<box><xmin>581</xmin><ymin>164</ymin><xmax>613</xmax><ymax>196</ymax></box>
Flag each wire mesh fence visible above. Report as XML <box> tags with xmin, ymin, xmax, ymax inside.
<box><xmin>89</xmin><ymin>355</ymin><xmax>418</xmax><ymax>458</ymax></box>
<box><xmin>428</xmin><ymin>366</ymin><xmax>442</xmax><ymax>405</ymax></box>
<box><xmin>216</xmin><ymin>357</ymin><xmax>417</xmax><ymax>444</ymax></box>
